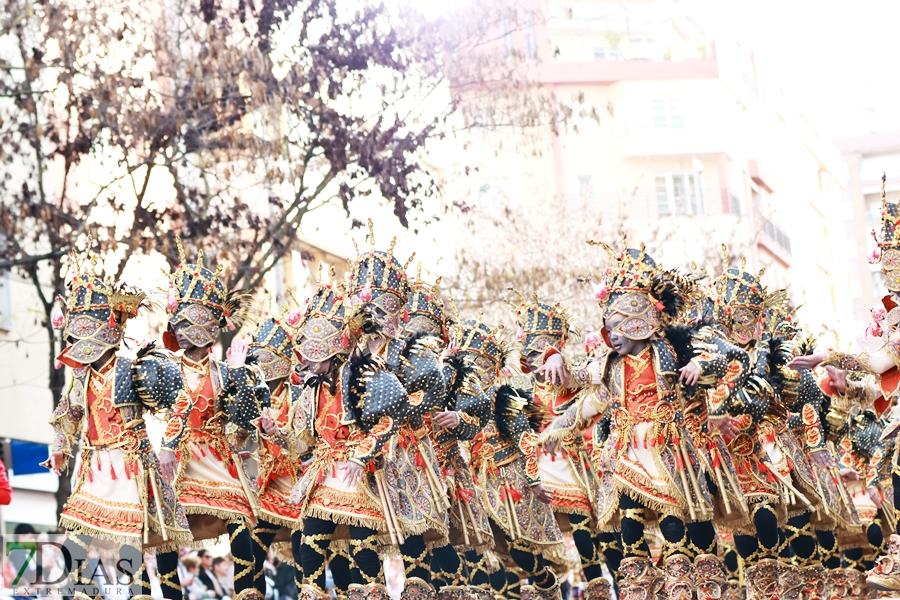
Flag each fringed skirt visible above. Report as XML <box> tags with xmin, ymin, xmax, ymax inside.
<box><xmin>175</xmin><ymin>441</ymin><xmax>256</xmax><ymax>543</ymax></box>
<box><xmin>60</xmin><ymin>447</ymin><xmax>192</xmax><ymax>554</ymax></box>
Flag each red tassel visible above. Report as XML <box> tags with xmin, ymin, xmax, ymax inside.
<box><xmin>415</xmin><ymin>452</ymin><xmax>425</xmax><ymax>468</ymax></box>
<box><xmin>675</xmin><ymin>453</ymin><xmax>682</xmax><ymax>469</ymax></box>
<box><xmin>318</xmin><ymin>469</ymin><xmax>324</xmax><ymax>482</ymax></box>
<box><xmin>403</xmin><ymin>308</ymin><xmax>409</xmax><ymax>322</ymax></box>
<box><xmin>712</xmin><ymin>451</ymin><xmax>721</xmax><ymax>469</ymax></box>
<box><xmin>227</xmin><ymin>461</ymin><xmax>239</xmax><ymax>479</ymax></box>
<box><xmin>341</xmin><ymin>330</ymin><xmax>349</xmax><ymax>348</ymax></box>
<box><xmin>108</xmin><ymin>312</ymin><xmax>116</xmax><ymax>328</ymax></box>
<box><xmin>500</xmin><ymin>489</ymin><xmax>507</xmax><ymax>501</ymax></box>
<box><xmin>332</xmin><ymin>463</ymin><xmax>337</xmax><ymax>479</ymax></box>
<box><xmin>109</xmin><ymin>461</ymin><xmax>117</xmax><ymax>480</ymax></box>
<box><xmin>550</xmin><ymin>453</ymin><xmax>556</xmax><ymax>462</ymax></box>
<box><xmin>192</xmin><ymin>446</ymin><xmax>203</xmax><ymax>461</ymax></box>
<box><xmin>96</xmin><ymin>452</ymin><xmax>102</xmax><ymax>472</ymax></box>
<box><xmin>510</xmin><ymin>488</ymin><xmax>523</xmax><ymax>501</ymax></box>
<box><xmin>87</xmin><ymin>466</ymin><xmax>94</xmax><ymax>483</ymax></box>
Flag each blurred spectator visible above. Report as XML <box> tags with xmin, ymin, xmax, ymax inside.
<box><xmin>213</xmin><ymin>556</ymin><xmax>234</xmax><ymax>598</ymax></box>
<box><xmin>386</xmin><ymin>556</ymin><xmax>404</xmax><ymax>600</ymax></box>
<box><xmin>181</xmin><ymin>555</ymin><xmax>210</xmax><ymax>600</ymax></box>
<box><xmin>270</xmin><ymin>554</ymin><xmax>296</xmax><ymax>600</ymax></box>
<box><xmin>0</xmin><ymin>459</ymin><xmax>11</xmax><ymax>505</ymax></box>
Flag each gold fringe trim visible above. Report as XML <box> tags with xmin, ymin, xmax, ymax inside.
<box><xmin>613</xmin><ymin>477</ymin><xmax>688</xmax><ymax>521</ymax></box>
<box><xmin>302</xmin><ymin>504</ymin><xmax>386</xmax><ymax>533</ymax></box>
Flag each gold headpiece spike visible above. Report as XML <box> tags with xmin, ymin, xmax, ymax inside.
<box><xmin>197</xmin><ymin>248</ymin><xmax>205</xmax><ymax>270</ymax></box>
<box><xmin>316</xmin><ymin>262</ymin><xmax>324</xmax><ymax>285</ymax></box>
<box><xmin>175</xmin><ymin>237</ymin><xmax>187</xmax><ymax>265</ymax></box>
<box><xmin>531</xmin><ymin>292</ymin><xmax>539</xmax><ymax>305</ymax></box>
<box><xmin>448</xmin><ymin>297</ymin><xmax>460</xmax><ymax>321</ymax></box>
<box><xmin>352</xmin><ymin>238</ymin><xmax>359</xmax><ymax>258</ymax></box>
<box><xmin>883</xmin><ymin>172</ymin><xmax>887</xmax><ymax>205</ymax></box>
<box><xmin>738</xmin><ymin>256</ymin><xmax>746</xmax><ymax>281</ymax></box>
<box><xmin>287</xmin><ymin>290</ymin><xmax>300</xmax><ymax>309</ymax></box>
<box><xmin>415</xmin><ymin>262</ymin><xmax>422</xmax><ymax>286</ymax></box>
<box><xmin>386</xmin><ymin>236</ymin><xmax>397</xmax><ymax>264</ymax></box>
<box><xmin>720</xmin><ymin>244</ymin><xmax>729</xmax><ymax>271</ymax></box>
<box><xmin>433</xmin><ymin>276</ymin><xmax>442</xmax><ymax>290</ymax></box>
<box><xmin>402</xmin><ymin>251</ymin><xmax>416</xmax><ymax>272</ymax></box>
<box><xmin>506</xmin><ymin>287</ymin><xmax>526</xmax><ymax>308</ymax></box>
<box><xmin>367</xmin><ymin>218</ymin><xmax>375</xmax><ymax>252</ymax></box>
<box><xmin>328</xmin><ymin>265</ymin><xmax>337</xmax><ymax>284</ymax></box>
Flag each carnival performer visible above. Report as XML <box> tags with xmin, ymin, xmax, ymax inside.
<box><xmin>457</xmin><ymin>315</ymin><xmax>566</xmax><ymax>600</ymax></box>
<box><xmin>44</xmin><ymin>250</ymin><xmax>192</xmax><ymax>599</ymax></box>
<box><xmin>507</xmin><ymin>292</ymin><xmax>610</xmax><ymax>600</ymax></box>
<box><xmin>538</xmin><ymin>242</ymin><xmax>750</xmax><ymax>600</ymax></box>
<box><xmin>287</xmin><ymin>268</ymin><xmax>390</xmax><ymax>600</ymax></box>
<box><xmin>154</xmin><ymin>241</ymin><xmax>269</xmax><ymax>600</ymax></box>
<box><xmin>402</xmin><ymin>269</ymin><xmax>496</xmax><ymax>600</ymax></box>
<box><xmin>247</xmin><ymin>310</ymin><xmax>306</xmax><ymax>596</ymax></box>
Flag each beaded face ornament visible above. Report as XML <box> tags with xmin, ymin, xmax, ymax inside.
<box><xmin>293</xmin><ymin>267</ymin><xmax>350</xmax><ymax>365</ymax></box>
<box><xmin>589</xmin><ymin>239</ymin><xmax>682</xmax><ymax>342</ymax></box>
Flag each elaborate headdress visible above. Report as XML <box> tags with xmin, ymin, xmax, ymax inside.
<box><xmin>293</xmin><ymin>267</ymin><xmax>350</xmax><ymax>364</ymax></box>
<box><xmin>714</xmin><ymin>245</ymin><xmax>772</xmax><ymax>342</ymax></box>
<box><xmin>346</xmin><ymin>219</ymin><xmax>414</xmax><ymax>339</ymax></box>
<box><xmin>248</xmin><ymin>303</ymin><xmax>297</xmax><ymax>382</ymax></box>
<box><xmin>450</xmin><ymin>311</ymin><xmax>509</xmax><ymax>375</ymax></box>
<box><xmin>508</xmin><ymin>290</ymin><xmax>570</xmax><ymax>355</ymax></box>
<box><xmin>165</xmin><ymin>239</ymin><xmax>253</xmax><ymax>348</ymax></box>
<box><xmin>589</xmin><ymin>238</ymin><xmax>682</xmax><ymax>340</ymax></box>
<box><xmin>53</xmin><ymin>249</ymin><xmax>148</xmax><ymax>366</ymax></box>
<box><xmin>874</xmin><ymin>173</ymin><xmax>900</xmax><ymax>294</ymax></box>
<box><xmin>405</xmin><ymin>263</ymin><xmax>445</xmax><ymax>337</ymax></box>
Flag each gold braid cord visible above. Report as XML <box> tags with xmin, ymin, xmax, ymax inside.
<box><xmin>621</xmin><ymin>508</ymin><xmax>651</xmax><ymax>558</ymax></box>
<box><xmin>570</xmin><ymin>518</ymin><xmax>604</xmax><ymax>569</ymax></box>
<box><xmin>301</xmin><ymin>532</ymin><xmax>333</xmax><ymax>585</ymax></box>
<box><xmin>228</xmin><ymin>521</ymin><xmax>255</xmax><ymax>584</ymax></box>
<box><xmin>401</xmin><ymin>546</ymin><xmax>429</xmax><ymax>578</ymax></box>
<box><xmin>350</xmin><ymin>534</ymin><xmax>382</xmax><ymax>584</ymax></box>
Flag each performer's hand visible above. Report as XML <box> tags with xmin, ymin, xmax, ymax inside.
<box><xmin>869</xmin><ymin>486</ymin><xmax>884</xmax><ymax>508</ymax></box>
<box><xmin>678</xmin><ymin>362</ymin><xmax>702</xmax><ymax>386</ymax></box>
<box><xmin>532</xmin><ymin>484</ymin><xmax>553</xmax><ymax>504</ymax></box>
<box><xmin>824</xmin><ymin>366</ymin><xmax>848</xmax><ymax>395</ymax></box>
<box><xmin>259</xmin><ymin>408</ymin><xmax>277</xmax><ymax>435</ymax></box>
<box><xmin>786</xmin><ymin>351</ymin><xmax>828</xmax><ymax>371</ymax></box>
<box><xmin>159</xmin><ymin>449</ymin><xmax>178</xmax><ymax>482</ymax></box>
<box><xmin>537</xmin><ymin>354</ymin><xmax>567</xmax><ymax>386</ymax></box>
<box><xmin>226</xmin><ymin>337</ymin><xmax>249</xmax><ymax>367</ymax></box>
<box><xmin>709</xmin><ymin>415</ymin><xmax>740</xmax><ymax>440</ymax></box>
<box><xmin>49</xmin><ymin>451</ymin><xmax>65</xmax><ymax>475</ymax></box>
<box><xmin>340</xmin><ymin>462</ymin><xmax>366</xmax><ymax>487</ymax></box>
<box><xmin>434</xmin><ymin>411</ymin><xmax>460</xmax><ymax>429</ymax></box>
<box><xmin>840</xmin><ymin>467</ymin><xmax>860</xmax><ymax>481</ymax></box>
<box><xmin>809</xmin><ymin>449</ymin><xmax>834</xmax><ymax>469</ymax></box>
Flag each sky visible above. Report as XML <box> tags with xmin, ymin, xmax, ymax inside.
<box><xmin>698</xmin><ymin>0</ymin><xmax>900</xmax><ymax>140</ymax></box>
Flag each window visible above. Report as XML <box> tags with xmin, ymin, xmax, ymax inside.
<box><xmin>593</xmin><ymin>48</ymin><xmax>607</xmax><ymax>61</ymax></box>
<box><xmin>652</xmin><ymin>97</ymin><xmax>685</xmax><ymax>130</ymax></box>
<box><xmin>655</xmin><ymin>174</ymin><xmax>704</xmax><ymax>217</ymax></box>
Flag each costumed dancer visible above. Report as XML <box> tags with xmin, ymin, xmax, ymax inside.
<box><xmin>155</xmin><ymin>241</ymin><xmax>269</xmax><ymax>600</ymax></box>
<box><xmin>339</xmin><ymin>225</ymin><xmax>452</xmax><ymax>599</ymax></box>
<box><xmin>508</xmin><ymin>292</ymin><xmax>610</xmax><ymax>600</ymax></box>
<box><xmin>288</xmin><ymin>269</ymin><xmax>388</xmax><ymax>600</ymax></box>
<box><xmin>538</xmin><ymin>241</ymin><xmax>751</xmax><ymax>600</ymax></box>
<box><xmin>247</xmin><ymin>309</ymin><xmax>306</xmax><ymax>596</ymax></box>
<box><xmin>44</xmin><ymin>250</ymin><xmax>192</xmax><ymax>599</ymax></box>
<box><xmin>786</xmin><ymin>175</ymin><xmax>900</xmax><ymax>594</ymax></box>
<box><xmin>403</xmin><ymin>269</ymin><xmax>496</xmax><ymax>600</ymax></box>
<box><xmin>458</xmin><ymin>315</ymin><xmax>567</xmax><ymax>600</ymax></box>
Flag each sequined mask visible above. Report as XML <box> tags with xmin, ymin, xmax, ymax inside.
<box><xmin>170</xmin><ymin>304</ymin><xmax>220</xmax><ymax>348</ymax></box>
<box><xmin>603</xmin><ymin>291</ymin><xmax>661</xmax><ymax>341</ymax></box>
<box><xmin>62</xmin><ymin>313</ymin><xmax>123</xmax><ymax>365</ymax></box>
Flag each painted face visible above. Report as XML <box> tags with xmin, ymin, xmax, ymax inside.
<box><xmin>306</xmin><ymin>358</ymin><xmax>333</xmax><ymax>376</ymax></box>
<box><xmin>604</xmin><ymin>313</ymin><xmax>646</xmax><ymax>357</ymax></box>
<box><xmin>523</xmin><ymin>350</ymin><xmax>543</xmax><ymax>374</ymax></box>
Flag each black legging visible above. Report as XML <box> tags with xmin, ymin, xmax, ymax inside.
<box><xmin>251</xmin><ymin>519</ymin><xmax>282</xmax><ymax>595</ymax></box>
<box><xmin>570</xmin><ymin>513</ymin><xmax>604</xmax><ymax>581</ymax></box>
<box><xmin>784</xmin><ymin>512</ymin><xmax>818</xmax><ymax>566</ymax></box>
<box><xmin>734</xmin><ymin>502</ymin><xmax>780</xmax><ymax>562</ymax></box>
<box><xmin>619</xmin><ymin>494</ymin><xmax>688</xmax><ymax>559</ymax></box>
<box><xmin>328</xmin><ymin>546</ymin><xmax>352</xmax><ymax>594</ymax></box>
<box><xmin>815</xmin><ymin>530</ymin><xmax>841</xmax><ymax>569</ymax></box>
<box><xmin>154</xmin><ymin>550</ymin><xmax>183</xmax><ymax>600</ymax></box>
<box><xmin>399</xmin><ymin>535</ymin><xmax>431</xmax><ymax>582</ymax></box>
<box><xmin>227</xmin><ymin>519</ymin><xmax>256</xmax><ymax>593</ymax></box>
<box><xmin>508</xmin><ymin>538</ymin><xmax>555</xmax><ymax>590</ymax></box>
<box><xmin>464</xmin><ymin>549</ymin><xmax>493</xmax><ymax>588</ymax></box>
<box><xmin>299</xmin><ymin>516</ymin><xmax>382</xmax><ymax>589</ymax></box>
<box><xmin>430</xmin><ymin>543</ymin><xmax>465</xmax><ymax>587</ymax></box>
